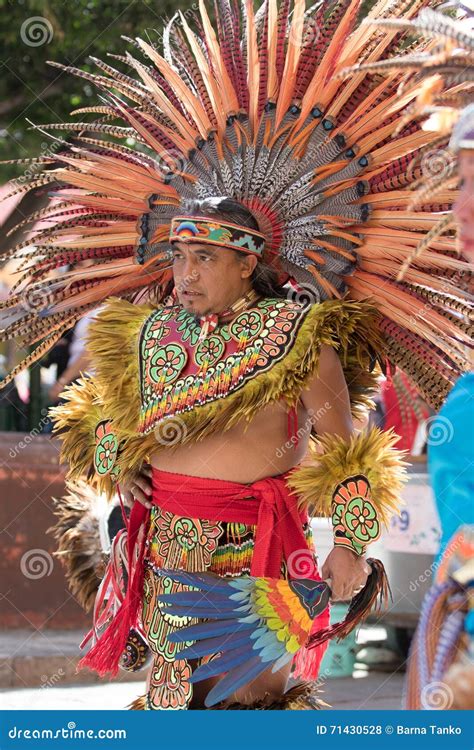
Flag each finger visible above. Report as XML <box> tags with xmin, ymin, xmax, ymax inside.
<box><xmin>133</xmin><ymin>477</ymin><xmax>152</xmax><ymax>496</ymax></box>
<box><xmin>131</xmin><ymin>487</ymin><xmax>152</xmax><ymax>508</ymax></box>
<box><xmin>349</xmin><ymin>581</ymin><xmax>366</xmax><ymax>598</ymax></box>
<box><xmin>142</xmin><ymin>464</ymin><xmax>153</xmax><ymax>477</ymax></box>
<box><xmin>135</xmin><ymin>494</ymin><xmax>153</xmax><ymax>509</ymax></box>
<box><xmin>329</xmin><ymin>583</ymin><xmax>345</xmax><ymax>602</ymax></box>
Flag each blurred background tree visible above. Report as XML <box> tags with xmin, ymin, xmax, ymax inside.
<box><xmin>0</xmin><ymin>0</ymin><xmax>195</xmax><ymax>182</ymax></box>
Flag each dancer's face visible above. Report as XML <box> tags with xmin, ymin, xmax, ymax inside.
<box><xmin>171</xmin><ymin>241</ymin><xmax>258</xmax><ymax>316</ymax></box>
<box><xmin>453</xmin><ymin>149</ymin><xmax>474</xmax><ymax>261</ymax></box>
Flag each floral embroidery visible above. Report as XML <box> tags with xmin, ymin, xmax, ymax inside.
<box><xmin>93</xmin><ymin>420</ymin><xmax>119</xmax><ymax>476</ymax></box>
<box><xmin>139</xmin><ymin>298</ymin><xmax>308</xmax><ymax>434</ymax></box>
<box><xmin>149</xmin><ymin>343</ymin><xmax>187</xmax><ymax>385</ymax></box>
<box><xmin>332</xmin><ymin>475</ymin><xmax>380</xmax><ymax>555</ymax></box>
<box><xmin>175</xmin><ymin>309</ymin><xmax>201</xmax><ymax>345</ymax></box>
<box><xmin>229</xmin><ymin>309</ymin><xmax>264</xmax><ymax>342</ymax></box>
<box><xmin>194</xmin><ymin>334</ymin><xmax>225</xmax><ymax>367</ymax></box>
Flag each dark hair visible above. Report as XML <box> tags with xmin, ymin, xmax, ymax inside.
<box><xmin>178</xmin><ymin>197</ymin><xmax>287</xmax><ymax>299</ymax></box>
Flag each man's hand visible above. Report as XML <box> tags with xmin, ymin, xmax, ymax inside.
<box><xmin>321</xmin><ymin>546</ymin><xmax>371</xmax><ymax>601</ymax></box>
<box><xmin>120</xmin><ymin>464</ymin><xmax>153</xmax><ymax>509</ymax></box>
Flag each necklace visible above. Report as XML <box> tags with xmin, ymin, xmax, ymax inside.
<box><xmin>196</xmin><ymin>289</ymin><xmax>260</xmax><ymax>342</ymax></box>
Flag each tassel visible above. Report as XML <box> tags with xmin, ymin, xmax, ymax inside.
<box><xmin>306</xmin><ymin>558</ymin><xmax>391</xmax><ymax>650</ymax></box>
<box><xmin>292</xmin><ymin>622</ymin><xmax>329</xmax><ymax>681</ymax></box>
<box><xmin>77</xmin><ymin>490</ymin><xmax>150</xmax><ymax>677</ymax></box>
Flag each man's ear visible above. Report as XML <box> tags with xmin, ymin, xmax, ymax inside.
<box><xmin>240</xmin><ymin>254</ymin><xmax>258</xmax><ymax>279</ymax></box>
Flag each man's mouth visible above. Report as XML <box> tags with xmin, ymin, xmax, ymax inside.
<box><xmin>182</xmin><ymin>291</ymin><xmax>203</xmax><ymax>298</ymax></box>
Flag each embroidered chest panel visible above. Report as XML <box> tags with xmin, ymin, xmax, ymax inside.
<box><xmin>138</xmin><ymin>298</ymin><xmax>310</xmax><ymax>434</ymax></box>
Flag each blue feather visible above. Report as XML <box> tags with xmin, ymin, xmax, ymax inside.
<box><xmin>250</xmin><ymin>626</ymin><xmax>268</xmax><ymax>641</ymax></box>
<box><xmin>158</xmin><ymin>592</ymin><xmax>237</xmax><ymax>607</ymax></box>
<box><xmin>189</xmin><ymin>644</ymin><xmax>256</xmax><ymax>682</ymax></box>
<box><xmin>167</xmin><ymin>619</ymin><xmax>253</xmax><ymax>642</ymax></box>
<box><xmin>228</xmin><ymin>578</ymin><xmax>255</xmax><ymax>591</ymax></box>
<box><xmin>271</xmin><ymin>652</ymin><xmax>293</xmax><ymax>673</ymax></box>
<box><xmin>158</xmin><ymin>569</ymin><xmax>231</xmax><ymax>593</ymax></box>
<box><xmin>204</xmin><ymin>656</ymin><xmax>271</xmax><ymax>707</ymax></box>
<box><xmin>259</xmin><ymin>640</ymin><xmax>284</xmax><ymax>662</ymax></box>
<box><xmin>177</xmin><ymin>631</ymin><xmax>253</xmax><ymax>659</ymax></box>
<box><xmin>253</xmin><ymin>630</ymin><xmax>276</xmax><ymax>650</ymax></box>
<box><xmin>239</xmin><ymin>613</ymin><xmax>261</xmax><ymax>624</ymax></box>
<box><xmin>159</xmin><ymin>605</ymin><xmax>239</xmax><ymax>619</ymax></box>
<box><xmin>229</xmin><ymin>590</ymin><xmax>252</xmax><ymax>602</ymax></box>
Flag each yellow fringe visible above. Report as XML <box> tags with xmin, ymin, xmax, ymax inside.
<box><xmin>49</xmin><ymin>376</ymin><xmax>119</xmax><ymax>498</ymax></box>
<box><xmin>286</xmin><ymin>426</ymin><xmax>408</xmax><ymax>525</ymax></box>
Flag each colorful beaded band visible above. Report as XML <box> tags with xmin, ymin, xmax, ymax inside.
<box><xmin>331</xmin><ymin>475</ymin><xmax>381</xmax><ymax>556</ymax></box>
<box><xmin>169</xmin><ymin>216</ymin><xmax>266</xmax><ymax>257</ymax></box>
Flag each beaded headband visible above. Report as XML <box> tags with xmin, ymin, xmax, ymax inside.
<box><xmin>169</xmin><ymin>216</ymin><xmax>266</xmax><ymax>257</ymax></box>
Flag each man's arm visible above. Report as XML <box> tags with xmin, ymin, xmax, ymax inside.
<box><xmin>300</xmin><ymin>344</ymin><xmax>371</xmax><ymax>601</ymax></box>
<box><xmin>300</xmin><ymin>343</ymin><xmax>353</xmax><ymax>441</ymax></box>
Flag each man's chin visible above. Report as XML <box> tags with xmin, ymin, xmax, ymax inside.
<box><xmin>180</xmin><ymin>295</ymin><xmax>208</xmax><ymax>313</ymax></box>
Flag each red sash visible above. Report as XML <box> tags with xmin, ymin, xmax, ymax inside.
<box><xmin>77</xmin><ymin>466</ymin><xmax>329</xmax><ymax>680</ymax></box>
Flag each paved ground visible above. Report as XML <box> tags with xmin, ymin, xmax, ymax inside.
<box><xmin>0</xmin><ymin>672</ymin><xmax>406</xmax><ymax>710</ymax></box>
<box><xmin>0</xmin><ymin>626</ymin><xmax>406</xmax><ymax>709</ymax></box>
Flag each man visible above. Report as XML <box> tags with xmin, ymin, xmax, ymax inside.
<box><xmin>53</xmin><ymin>196</ymin><xmax>400</xmax><ymax>710</ymax></box>
<box><xmin>118</xmin><ymin>202</ymin><xmax>370</xmax><ymax>707</ymax></box>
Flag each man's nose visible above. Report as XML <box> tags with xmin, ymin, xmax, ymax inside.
<box><xmin>183</xmin><ymin>257</ymin><xmax>200</xmax><ymax>279</ymax></box>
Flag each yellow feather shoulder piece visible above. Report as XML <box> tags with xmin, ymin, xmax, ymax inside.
<box><xmin>85</xmin><ymin>296</ymin><xmax>155</xmax><ymax>436</ymax></box>
<box><xmin>287</xmin><ymin>426</ymin><xmax>408</xmax><ymax>525</ymax></box>
<box><xmin>49</xmin><ymin>375</ymin><xmax>118</xmax><ymax>498</ymax></box>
